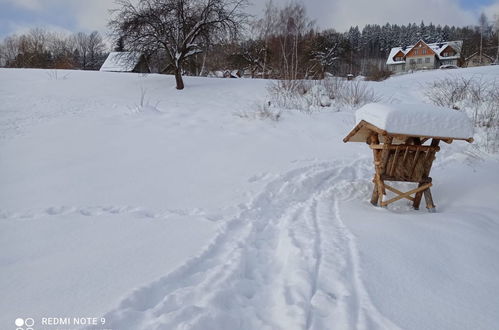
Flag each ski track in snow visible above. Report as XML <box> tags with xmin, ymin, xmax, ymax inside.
<box><xmin>91</xmin><ymin>159</ymin><xmax>401</xmax><ymax>330</ymax></box>
<box><xmin>0</xmin><ymin>205</ymin><xmax>211</xmax><ymax>221</ymax></box>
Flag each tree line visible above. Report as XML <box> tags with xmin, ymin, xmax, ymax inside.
<box><xmin>1</xmin><ymin>0</ymin><xmax>498</xmax><ymax>89</ymax></box>
<box><xmin>0</xmin><ymin>28</ymin><xmax>107</xmax><ymax>70</ymax></box>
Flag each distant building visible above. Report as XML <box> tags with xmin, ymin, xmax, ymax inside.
<box><xmin>100</xmin><ymin>52</ymin><xmax>150</xmax><ymax>73</ymax></box>
<box><xmin>464</xmin><ymin>52</ymin><xmax>495</xmax><ymax>67</ymax></box>
<box><xmin>386</xmin><ymin>40</ymin><xmax>463</xmax><ymax>73</ymax></box>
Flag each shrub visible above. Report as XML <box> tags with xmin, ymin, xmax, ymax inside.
<box><xmin>424</xmin><ymin>76</ymin><xmax>499</xmax><ymax>153</ymax></box>
<box><xmin>364</xmin><ymin>66</ymin><xmax>393</xmax><ymax>81</ymax></box>
<box><xmin>266</xmin><ymin>78</ymin><xmax>382</xmax><ymax>113</ymax></box>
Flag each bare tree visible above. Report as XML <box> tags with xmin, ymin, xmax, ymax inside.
<box><xmin>479</xmin><ymin>12</ymin><xmax>488</xmax><ymax>65</ymax></box>
<box><xmin>273</xmin><ymin>2</ymin><xmax>313</xmax><ymax>80</ymax></box>
<box><xmin>495</xmin><ymin>14</ymin><xmax>499</xmax><ymax>63</ymax></box>
<box><xmin>72</xmin><ymin>32</ymin><xmax>90</xmax><ymax>69</ymax></box>
<box><xmin>110</xmin><ymin>0</ymin><xmax>248</xmax><ymax>90</ymax></box>
<box><xmin>0</xmin><ymin>35</ymin><xmax>20</xmax><ymax>67</ymax></box>
<box><xmin>257</xmin><ymin>0</ymin><xmax>277</xmax><ymax>78</ymax></box>
<box><xmin>71</xmin><ymin>31</ymin><xmax>106</xmax><ymax>70</ymax></box>
<box><xmin>87</xmin><ymin>31</ymin><xmax>106</xmax><ymax>69</ymax></box>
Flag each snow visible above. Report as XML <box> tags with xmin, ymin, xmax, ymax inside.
<box><xmin>355</xmin><ymin>103</ymin><xmax>474</xmax><ymax>139</ymax></box>
<box><xmin>100</xmin><ymin>52</ymin><xmax>143</xmax><ymax>72</ymax></box>
<box><xmin>1</xmin><ymin>66</ymin><xmax>499</xmax><ymax>330</ymax></box>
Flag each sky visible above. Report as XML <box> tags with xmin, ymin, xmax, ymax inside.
<box><xmin>0</xmin><ymin>0</ymin><xmax>498</xmax><ymax>40</ymax></box>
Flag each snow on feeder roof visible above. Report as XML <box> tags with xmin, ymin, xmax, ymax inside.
<box><xmin>344</xmin><ymin>103</ymin><xmax>474</xmax><ymax>144</ymax></box>
<box><xmin>343</xmin><ymin>103</ymin><xmax>473</xmax><ymax>212</ymax></box>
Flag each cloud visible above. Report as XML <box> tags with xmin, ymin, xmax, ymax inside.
<box><xmin>0</xmin><ymin>0</ymin><xmax>42</xmax><ymax>11</ymax></box>
<box><xmin>1</xmin><ymin>0</ymin><xmax>498</xmax><ymax>39</ymax></box>
<box><xmin>250</xmin><ymin>0</ymin><xmax>499</xmax><ymax>31</ymax></box>
<box><xmin>71</xmin><ymin>0</ymin><xmax>119</xmax><ymax>32</ymax></box>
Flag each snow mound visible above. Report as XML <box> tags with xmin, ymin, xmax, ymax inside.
<box><xmin>356</xmin><ymin>103</ymin><xmax>473</xmax><ymax>139</ymax></box>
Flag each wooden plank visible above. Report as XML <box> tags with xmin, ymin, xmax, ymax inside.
<box><xmin>384</xmin><ymin>184</ymin><xmax>415</xmax><ymax>202</ymax></box>
<box><xmin>389</xmin><ymin>146</ymin><xmax>400</xmax><ymax>176</ymax></box>
<box><xmin>402</xmin><ymin>145</ymin><xmax>410</xmax><ymax>163</ymax></box>
<box><xmin>343</xmin><ymin>120</ymin><xmax>387</xmax><ymax>143</ymax></box>
<box><xmin>409</xmin><ymin>149</ymin><xmax>421</xmax><ymax>178</ymax></box>
<box><xmin>380</xmin><ymin>175</ymin><xmax>432</xmax><ymax>183</ymax></box>
<box><xmin>380</xmin><ymin>183</ymin><xmax>432</xmax><ymax>207</ymax></box>
<box><xmin>369</xmin><ymin>144</ymin><xmax>440</xmax><ymax>151</ymax></box>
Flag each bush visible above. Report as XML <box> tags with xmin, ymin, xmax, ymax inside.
<box><xmin>266</xmin><ymin>78</ymin><xmax>382</xmax><ymax>113</ymax></box>
<box><xmin>364</xmin><ymin>66</ymin><xmax>393</xmax><ymax>81</ymax></box>
<box><xmin>424</xmin><ymin>76</ymin><xmax>499</xmax><ymax>153</ymax></box>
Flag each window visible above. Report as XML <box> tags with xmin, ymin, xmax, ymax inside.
<box><xmin>417</xmin><ymin>58</ymin><xmax>422</xmax><ymax>64</ymax></box>
<box><xmin>443</xmin><ymin>52</ymin><xmax>448</xmax><ymax>57</ymax></box>
<box><xmin>410</xmin><ymin>59</ymin><xmax>416</xmax><ymax>64</ymax></box>
<box><xmin>425</xmin><ymin>57</ymin><xmax>431</xmax><ymax>63</ymax></box>
<box><xmin>414</xmin><ymin>50</ymin><xmax>418</xmax><ymax>55</ymax></box>
<box><xmin>422</xmin><ymin>49</ymin><xmax>427</xmax><ymax>55</ymax></box>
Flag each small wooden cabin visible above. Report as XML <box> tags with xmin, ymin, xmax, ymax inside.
<box><xmin>100</xmin><ymin>52</ymin><xmax>150</xmax><ymax>73</ymax></box>
<box><xmin>344</xmin><ymin>103</ymin><xmax>473</xmax><ymax>212</ymax></box>
<box><xmin>465</xmin><ymin>52</ymin><xmax>495</xmax><ymax>67</ymax></box>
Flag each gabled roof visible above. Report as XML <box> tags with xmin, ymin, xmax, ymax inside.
<box><xmin>100</xmin><ymin>52</ymin><xmax>144</xmax><ymax>72</ymax></box>
<box><xmin>386</xmin><ymin>40</ymin><xmax>463</xmax><ymax>65</ymax></box>
<box><xmin>465</xmin><ymin>52</ymin><xmax>495</xmax><ymax>62</ymax></box>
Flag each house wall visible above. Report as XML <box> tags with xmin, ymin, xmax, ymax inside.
<box><xmin>388</xmin><ymin>63</ymin><xmax>406</xmax><ymax>73</ymax></box>
<box><xmin>133</xmin><ymin>58</ymin><xmax>151</xmax><ymax>73</ymax></box>
<box><xmin>439</xmin><ymin>58</ymin><xmax>459</xmax><ymax>67</ymax></box>
<box><xmin>405</xmin><ymin>41</ymin><xmax>438</xmax><ymax>71</ymax></box>
<box><xmin>406</xmin><ymin>55</ymin><xmax>437</xmax><ymax>71</ymax></box>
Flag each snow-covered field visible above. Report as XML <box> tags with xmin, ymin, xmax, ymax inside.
<box><xmin>1</xmin><ymin>66</ymin><xmax>498</xmax><ymax>330</ymax></box>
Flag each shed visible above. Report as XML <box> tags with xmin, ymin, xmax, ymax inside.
<box><xmin>100</xmin><ymin>52</ymin><xmax>150</xmax><ymax>73</ymax></box>
<box><xmin>464</xmin><ymin>52</ymin><xmax>495</xmax><ymax>67</ymax></box>
<box><xmin>343</xmin><ymin>103</ymin><xmax>473</xmax><ymax>211</ymax></box>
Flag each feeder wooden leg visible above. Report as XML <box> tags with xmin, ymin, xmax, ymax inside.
<box><xmin>370</xmin><ymin>183</ymin><xmax>379</xmax><ymax>206</ymax></box>
<box><xmin>413</xmin><ymin>183</ymin><xmax>425</xmax><ymax>210</ymax></box>
<box><xmin>424</xmin><ymin>188</ymin><xmax>436</xmax><ymax>212</ymax></box>
<box><xmin>377</xmin><ymin>179</ymin><xmax>386</xmax><ymax>207</ymax></box>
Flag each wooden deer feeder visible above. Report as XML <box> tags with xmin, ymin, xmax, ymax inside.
<box><xmin>343</xmin><ymin>103</ymin><xmax>473</xmax><ymax>212</ymax></box>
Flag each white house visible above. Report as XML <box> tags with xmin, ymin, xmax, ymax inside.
<box><xmin>386</xmin><ymin>40</ymin><xmax>463</xmax><ymax>73</ymax></box>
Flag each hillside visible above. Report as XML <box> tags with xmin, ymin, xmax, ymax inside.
<box><xmin>1</xmin><ymin>66</ymin><xmax>499</xmax><ymax>330</ymax></box>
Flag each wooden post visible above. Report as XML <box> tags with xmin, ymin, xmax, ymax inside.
<box><xmin>413</xmin><ymin>182</ymin><xmax>425</xmax><ymax>210</ymax></box>
<box><xmin>414</xmin><ymin>139</ymin><xmax>439</xmax><ymax>211</ymax></box>
<box><xmin>424</xmin><ymin>188</ymin><xmax>436</xmax><ymax>212</ymax></box>
<box><xmin>377</xmin><ymin>136</ymin><xmax>393</xmax><ymax>206</ymax></box>
<box><xmin>369</xmin><ymin>134</ymin><xmax>381</xmax><ymax>206</ymax></box>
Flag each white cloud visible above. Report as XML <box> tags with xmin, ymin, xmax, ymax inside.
<box><xmin>1</xmin><ymin>0</ymin><xmax>42</xmax><ymax>11</ymax></box>
<box><xmin>71</xmin><ymin>0</ymin><xmax>119</xmax><ymax>32</ymax></box>
<box><xmin>3</xmin><ymin>0</ymin><xmax>499</xmax><ymax>38</ymax></box>
<box><xmin>250</xmin><ymin>0</ymin><xmax>499</xmax><ymax>32</ymax></box>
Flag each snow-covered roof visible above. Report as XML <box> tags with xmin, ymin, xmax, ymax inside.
<box><xmin>386</xmin><ymin>48</ymin><xmax>406</xmax><ymax>65</ymax></box>
<box><xmin>346</xmin><ymin>103</ymin><xmax>473</xmax><ymax>141</ymax></box>
<box><xmin>100</xmin><ymin>52</ymin><xmax>143</xmax><ymax>72</ymax></box>
<box><xmin>465</xmin><ymin>52</ymin><xmax>495</xmax><ymax>62</ymax></box>
<box><xmin>386</xmin><ymin>40</ymin><xmax>463</xmax><ymax>65</ymax></box>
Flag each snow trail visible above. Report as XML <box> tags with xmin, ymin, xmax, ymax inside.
<box><xmin>100</xmin><ymin>159</ymin><xmax>401</xmax><ymax>330</ymax></box>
